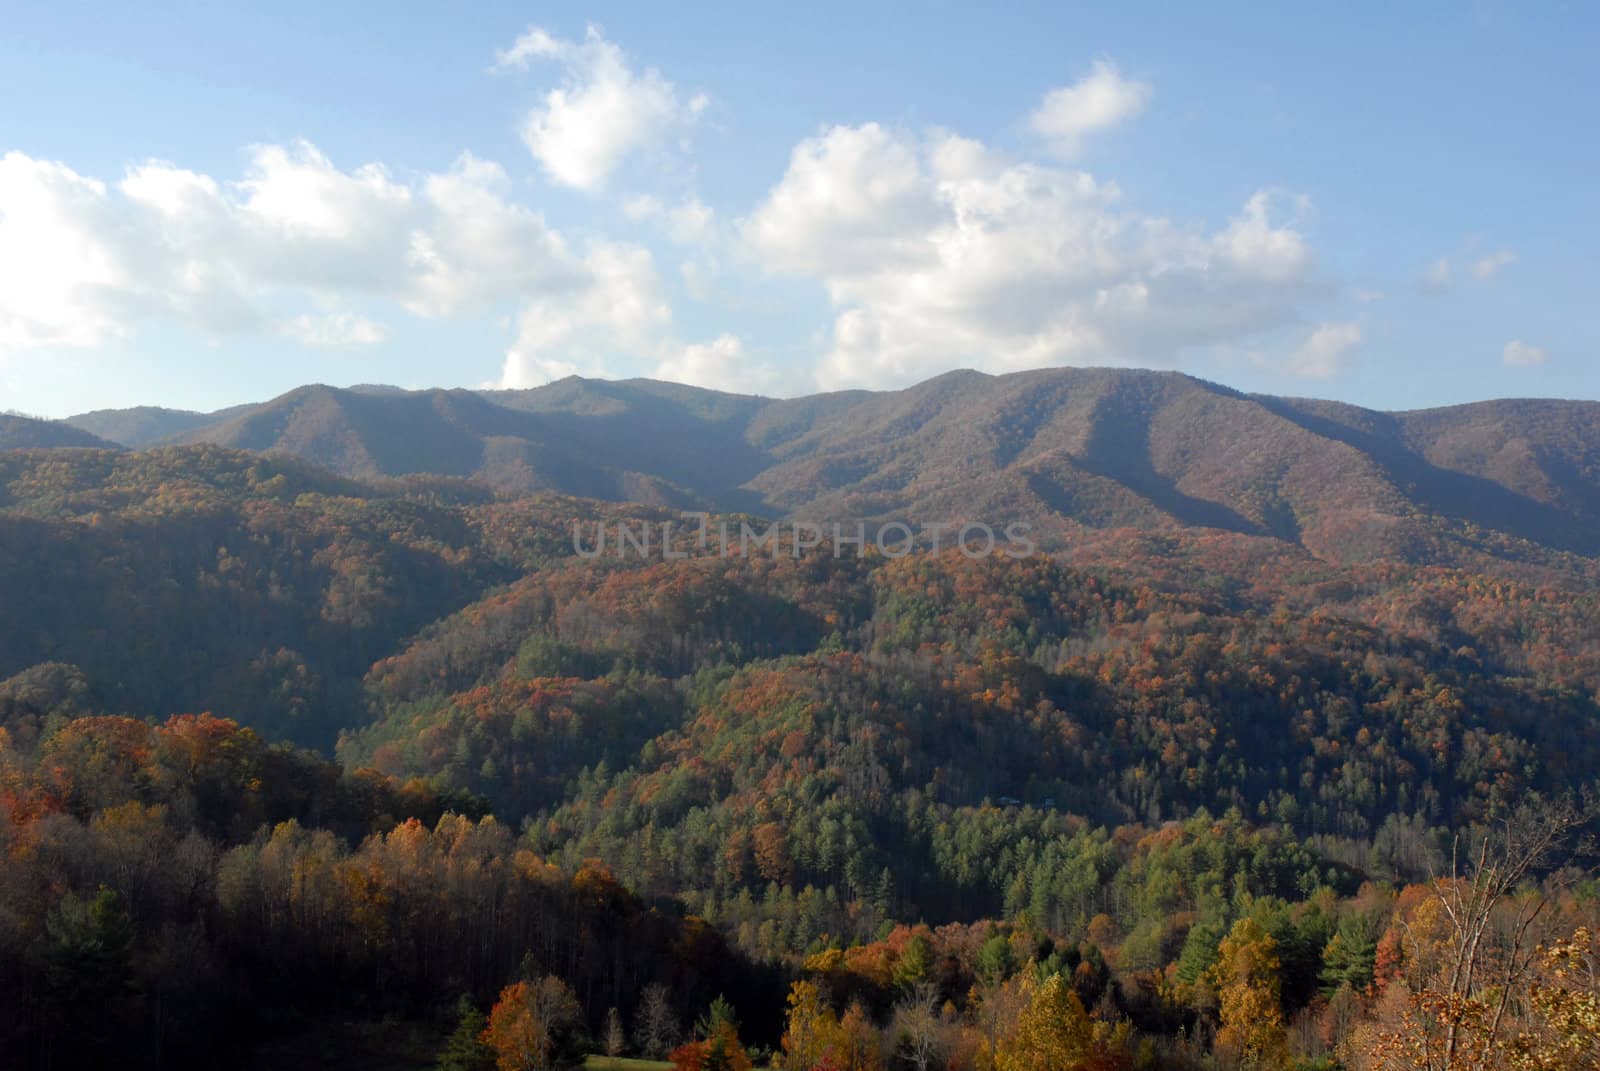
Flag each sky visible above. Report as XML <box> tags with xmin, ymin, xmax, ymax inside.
<box><xmin>0</xmin><ymin>2</ymin><xmax>1595</xmax><ymax>418</ymax></box>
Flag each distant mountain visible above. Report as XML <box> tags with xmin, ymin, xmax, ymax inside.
<box><xmin>65</xmin><ymin>403</ymin><xmax>255</xmax><ymax>448</ymax></box>
<box><xmin>156</xmin><ymin>383</ymin><xmax>745</xmax><ymax>508</ymax></box>
<box><xmin>0</xmin><ymin>413</ymin><xmax>115</xmax><ymax>450</ymax></box>
<box><xmin>61</xmin><ymin>368</ymin><xmax>1600</xmax><ymax>569</ymax></box>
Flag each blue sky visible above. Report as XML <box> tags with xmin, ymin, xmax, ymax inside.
<box><xmin>1</xmin><ymin>2</ymin><xmax>1594</xmax><ymax>417</ymax></box>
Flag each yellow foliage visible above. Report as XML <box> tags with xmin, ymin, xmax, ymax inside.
<box><xmin>1209</xmin><ymin>917</ymin><xmax>1289</xmax><ymax>1070</ymax></box>
<box><xmin>995</xmin><ymin>973</ymin><xmax>1094</xmax><ymax>1071</ymax></box>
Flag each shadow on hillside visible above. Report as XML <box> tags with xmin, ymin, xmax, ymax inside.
<box><xmin>1255</xmin><ymin>398</ymin><xmax>1600</xmax><ymax>557</ymax></box>
<box><xmin>1073</xmin><ymin>394</ymin><xmax>1265</xmax><ymax>537</ymax></box>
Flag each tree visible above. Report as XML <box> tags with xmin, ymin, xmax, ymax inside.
<box><xmin>636</xmin><ymin>982</ymin><xmax>680</xmax><ymax>1060</ymax></box>
<box><xmin>672</xmin><ymin>1022</ymin><xmax>753</xmax><ymax>1071</ymax></box>
<box><xmin>1323</xmin><ymin>919</ymin><xmax>1379</xmax><ymax>995</ymax></box>
<box><xmin>603</xmin><ymin>1006</ymin><xmax>627</xmax><ymax>1059</ymax></box>
<box><xmin>696</xmin><ymin>994</ymin><xmax>738</xmax><ymax>1040</ymax></box>
<box><xmin>892</xmin><ymin>935</ymin><xmax>932</xmax><ymax>994</ymax></box>
<box><xmin>1374</xmin><ymin>800</ymin><xmax>1588</xmax><ymax>1071</ymax></box>
<box><xmin>482</xmin><ymin>976</ymin><xmax>583</xmax><ymax>1071</ymax></box>
<box><xmin>974</xmin><ymin>932</ymin><xmax>1018</xmax><ymax>1064</ymax></box>
<box><xmin>1176</xmin><ymin>921</ymin><xmax>1222</xmax><ymax>986</ymax></box>
<box><xmin>835</xmin><ymin>1000</ymin><xmax>883</xmax><ymax>1071</ymax></box>
<box><xmin>1507</xmin><ymin>927</ymin><xmax>1600</xmax><ymax>1071</ymax></box>
<box><xmin>891</xmin><ymin>982</ymin><xmax>943</xmax><ymax>1071</ymax></box>
<box><xmin>40</xmin><ymin>884</ymin><xmax>139</xmax><ymax>1061</ymax></box>
<box><xmin>781</xmin><ymin>979</ymin><xmax>840</xmax><ymax>1071</ymax></box>
<box><xmin>995</xmin><ymin>973</ymin><xmax>1093</xmax><ymax>1071</ymax></box>
<box><xmin>1210</xmin><ymin>917</ymin><xmax>1289</xmax><ymax>1070</ymax></box>
<box><xmin>437</xmin><ymin>996</ymin><xmax>495</xmax><ymax>1071</ymax></box>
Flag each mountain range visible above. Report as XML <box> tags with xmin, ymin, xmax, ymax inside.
<box><xmin>30</xmin><ymin>367</ymin><xmax>1600</xmax><ymax>570</ymax></box>
<box><xmin>0</xmin><ymin>412</ymin><xmax>115</xmax><ymax>450</ymax></box>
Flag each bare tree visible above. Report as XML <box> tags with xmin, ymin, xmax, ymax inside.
<box><xmin>634</xmin><ymin>982</ymin><xmax>678</xmax><ymax>1060</ymax></box>
<box><xmin>1375</xmin><ymin>797</ymin><xmax>1592</xmax><ymax>1071</ymax></box>
<box><xmin>891</xmin><ymin>982</ymin><xmax>943</xmax><ymax>1071</ymax></box>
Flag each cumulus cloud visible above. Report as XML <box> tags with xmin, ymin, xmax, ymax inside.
<box><xmin>652</xmin><ymin>333</ymin><xmax>779</xmax><ymax>395</ymax></box>
<box><xmin>497</xmin><ymin>24</ymin><xmax>706</xmax><ymax>191</ymax></box>
<box><xmin>0</xmin><ymin>153</ymin><xmax>132</xmax><ymax>350</ymax></box>
<box><xmin>1286</xmin><ymin>321</ymin><xmax>1362</xmax><ymax>378</ymax></box>
<box><xmin>500</xmin><ymin>241</ymin><xmax>671</xmax><ymax>388</ymax></box>
<box><xmin>0</xmin><ymin>142</ymin><xmax>671</xmax><ymax>382</ymax></box>
<box><xmin>1502</xmin><ymin>339</ymin><xmax>1549</xmax><ymax>366</ymax></box>
<box><xmin>1028</xmin><ymin>60</ymin><xmax>1151</xmax><ymax>157</ymax></box>
<box><xmin>743</xmin><ymin>121</ymin><xmax>1325</xmax><ymax>390</ymax></box>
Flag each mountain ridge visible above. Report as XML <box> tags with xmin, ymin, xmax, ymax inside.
<box><xmin>0</xmin><ymin>412</ymin><xmax>116</xmax><ymax>450</ymax></box>
<box><xmin>43</xmin><ymin>366</ymin><xmax>1600</xmax><ymax>571</ymax></box>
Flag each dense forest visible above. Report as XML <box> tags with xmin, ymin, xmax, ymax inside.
<box><xmin>2</xmin><ymin>442</ymin><xmax>1598</xmax><ymax>1070</ymax></box>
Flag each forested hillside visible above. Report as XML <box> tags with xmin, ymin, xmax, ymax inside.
<box><xmin>62</xmin><ymin>368</ymin><xmax>1600</xmax><ymax>574</ymax></box>
<box><xmin>0</xmin><ymin>414</ymin><xmax>113</xmax><ymax>450</ymax></box>
<box><xmin>2</xmin><ymin>429</ymin><xmax>1598</xmax><ymax>1070</ymax></box>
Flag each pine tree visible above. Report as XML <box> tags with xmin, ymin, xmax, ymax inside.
<box><xmin>436</xmin><ymin>995</ymin><xmax>494</xmax><ymax>1071</ymax></box>
<box><xmin>1320</xmin><ymin>918</ymin><xmax>1378</xmax><ymax>994</ymax></box>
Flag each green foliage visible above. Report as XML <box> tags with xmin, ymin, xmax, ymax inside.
<box><xmin>1320</xmin><ymin>915</ymin><xmax>1379</xmax><ymax>994</ymax></box>
<box><xmin>436</xmin><ymin>996</ymin><xmax>495</xmax><ymax>1071</ymax></box>
<box><xmin>695</xmin><ymin>995</ymin><xmax>739</xmax><ymax>1041</ymax></box>
<box><xmin>977</xmin><ymin>933</ymin><xmax>1017</xmax><ymax>986</ymax></box>
<box><xmin>1175</xmin><ymin>921</ymin><xmax>1221</xmax><ymax>986</ymax></box>
<box><xmin>5</xmin><ymin>440</ymin><xmax>1600</xmax><ymax>1069</ymax></box>
<box><xmin>38</xmin><ymin>885</ymin><xmax>139</xmax><ymax>1061</ymax></box>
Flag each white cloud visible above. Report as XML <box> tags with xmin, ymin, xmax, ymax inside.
<box><xmin>621</xmin><ymin>193</ymin><xmax>663</xmax><ymax>220</ymax></box>
<box><xmin>652</xmin><ymin>333</ymin><xmax>779</xmax><ymax>394</ymax></box>
<box><xmin>1028</xmin><ymin>60</ymin><xmax>1151</xmax><ymax>158</ymax></box>
<box><xmin>1286</xmin><ymin>321</ymin><xmax>1362</xmax><ymax>378</ymax></box>
<box><xmin>0</xmin><ymin>143</ymin><xmax>673</xmax><ymax>383</ymax></box>
<box><xmin>284</xmin><ymin>312</ymin><xmax>388</xmax><ymax>347</ymax></box>
<box><xmin>743</xmin><ymin>123</ymin><xmax>940</xmax><ymax>281</ymax></box>
<box><xmin>237</xmin><ymin>143</ymin><xmax>412</xmax><ymax>241</ymax></box>
<box><xmin>491</xmin><ymin>27</ymin><xmax>564</xmax><ymax>72</ymax></box>
<box><xmin>1418</xmin><ymin>257</ymin><xmax>1453</xmax><ymax>295</ymax></box>
<box><xmin>1502</xmin><ymin>339</ymin><xmax>1549</xmax><ymax>366</ymax></box>
<box><xmin>0</xmin><ymin>153</ymin><xmax>129</xmax><ymax>349</ymax></box>
<box><xmin>405</xmin><ymin>153</ymin><xmax>578</xmax><ymax>316</ymax></box>
<box><xmin>1469</xmin><ymin>248</ymin><xmax>1516</xmax><ymax>281</ymax></box>
<box><xmin>499</xmin><ymin>24</ymin><xmax>705</xmax><ymax>191</ymax></box>
<box><xmin>619</xmin><ymin>193</ymin><xmax>714</xmax><ymax>243</ymax></box>
<box><xmin>666</xmin><ymin>197</ymin><xmax>714</xmax><ymax>243</ymax></box>
<box><xmin>499</xmin><ymin>241</ymin><xmax>671</xmax><ymax>388</ymax></box>
<box><xmin>1418</xmin><ymin>247</ymin><xmax>1517</xmax><ymax>293</ymax></box>
<box><xmin>743</xmin><ymin>122</ymin><xmax>1324</xmax><ymax>390</ymax></box>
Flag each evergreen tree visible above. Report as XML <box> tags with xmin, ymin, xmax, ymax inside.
<box><xmin>436</xmin><ymin>995</ymin><xmax>494</xmax><ymax>1071</ymax></box>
